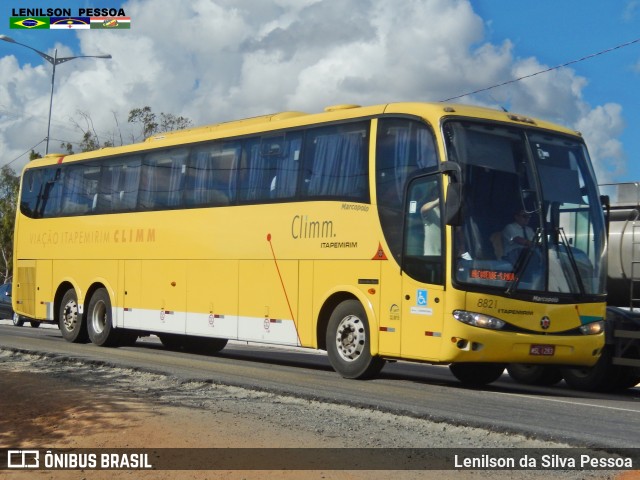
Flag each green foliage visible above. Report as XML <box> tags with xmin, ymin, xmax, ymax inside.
<box><xmin>128</xmin><ymin>106</ymin><xmax>192</xmax><ymax>141</ymax></box>
<box><xmin>0</xmin><ymin>166</ymin><xmax>19</xmax><ymax>282</ymax></box>
<box><xmin>58</xmin><ymin>107</ymin><xmax>193</xmax><ymax>155</ymax></box>
<box><xmin>59</xmin><ymin>142</ymin><xmax>74</xmax><ymax>155</ymax></box>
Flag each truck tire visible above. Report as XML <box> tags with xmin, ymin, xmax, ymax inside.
<box><xmin>59</xmin><ymin>289</ymin><xmax>88</xmax><ymax>343</ymax></box>
<box><xmin>326</xmin><ymin>299</ymin><xmax>385</xmax><ymax>379</ymax></box>
<box><xmin>613</xmin><ymin>367</ymin><xmax>640</xmax><ymax>390</ymax></box>
<box><xmin>506</xmin><ymin>364</ymin><xmax>563</xmax><ymax>386</ymax></box>
<box><xmin>561</xmin><ymin>348</ymin><xmax>620</xmax><ymax>392</ymax></box>
<box><xmin>449</xmin><ymin>363</ymin><xmax>505</xmax><ymax>387</ymax></box>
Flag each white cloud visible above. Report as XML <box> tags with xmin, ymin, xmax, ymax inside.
<box><xmin>623</xmin><ymin>0</ymin><xmax>640</xmax><ymax>21</ymax></box>
<box><xmin>0</xmin><ymin>0</ymin><xmax>627</xmax><ymax>180</ymax></box>
<box><xmin>575</xmin><ymin>103</ymin><xmax>627</xmax><ymax>182</ymax></box>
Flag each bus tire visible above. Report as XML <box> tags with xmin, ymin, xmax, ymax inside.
<box><xmin>326</xmin><ymin>299</ymin><xmax>385</xmax><ymax>379</ymax></box>
<box><xmin>59</xmin><ymin>289</ymin><xmax>88</xmax><ymax>343</ymax></box>
<box><xmin>12</xmin><ymin>313</ymin><xmax>24</xmax><ymax>327</ymax></box>
<box><xmin>29</xmin><ymin>320</ymin><xmax>40</xmax><ymax>328</ymax></box>
<box><xmin>506</xmin><ymin>364</ymin><xmax>563</xmax><ymax>386</ymax></box>
<box><xmin>449</xmin><ymin>363</ymin><xmax>505</xmax><ymax>387</ymax></box>
<box><xmin>87</xmin><ymin>288</ymin><xmax>119</xmax><ymax>347</ymax></box>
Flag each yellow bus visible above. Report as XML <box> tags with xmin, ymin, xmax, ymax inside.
<box><xmin>13</xmin><ymin>102</ymin><xmax>607</xmax><ymax>386</ymax></box>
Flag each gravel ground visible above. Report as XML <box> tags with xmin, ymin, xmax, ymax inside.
<box><xmin>0</xmin><ymin>346</ymin><xmax>635</xmax><ymax>480</ymax></box>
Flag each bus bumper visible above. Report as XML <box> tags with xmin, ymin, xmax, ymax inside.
<box><xmin>439</xmin><ymin>325</ymin><xmax>604</xmax><ymax>367</ymax></box>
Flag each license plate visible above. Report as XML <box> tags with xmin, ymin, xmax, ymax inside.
<box><xmin>530</xmin><ymin>344</ymin><xmax>555</xmax><ymax>356</ymax></box>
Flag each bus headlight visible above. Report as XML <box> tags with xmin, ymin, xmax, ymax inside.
<box><xmin>453</xmin><ymin>310</ymin><xmax>505</xmax><ymax>330</ymax></box>
<box><xmin>579</xmin><ymin>320</ymin><xmax>604</xmax><ymax>335</ymax></box>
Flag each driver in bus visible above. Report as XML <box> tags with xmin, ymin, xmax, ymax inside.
<box><xmin>502</xmin><ymin>209</ymin><xmax>534</xmax><ymax>264</ymax></box>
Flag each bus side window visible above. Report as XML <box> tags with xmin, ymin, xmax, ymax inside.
<box><xmin>376</xmin><ymin>118</ymin><xmax>439</xmax><ymax>263</ymax></box>
<box><xmin>186</xmin><ymin>142</ymin><xmax>239</xmax><ymax>207</ymax></box>
<box><xmin>96</xmin><ymin>166</ymin><xmax>114</xmax><ymax>212</ymax></box>
<box><xmin>238</xmin><ymin>138</ymin><xmax>275</xmax><ymax>203</ymax></box>
<box><xmin>42</xmin><ymin>168</ymin><xmax>63</xmax><ymax>218</ymax></box>
<box><xmin>139</xmin><ymin>148</ymin><xmax>188</xmax><ymax>209</ymax></box>
<box><xmin>20</xmin><ymin>170</ymin><xmax>44</xmax><ymax>218</ymax></box>
<box><xmin>304</xmin><ymin>123</ymin><xmax>369</xmax><ymax>201</ymax></box>
<box><xmin>119</xmin><ymin>159</ymin><xmax>142</xmax><ymax>211</ymax></box>
<box><xmin>270</xmin><ymin>132</ymin><xmax>302</xmax><ymax>200</ymax></box>
<box><xmin>95</xmin><ymin>157</ymin><xmax>141</xmax><ymax>213</ymax></box>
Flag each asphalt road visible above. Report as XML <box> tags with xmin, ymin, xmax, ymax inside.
<box><xmin>1</xmin><ymin>321</ymin><xmax>638</xmax><ymax>450</ymax></box>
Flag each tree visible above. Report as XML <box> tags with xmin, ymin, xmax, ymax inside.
<box><xmin>68</xmin><ymin>110</ymin><xmax>115</xmax><ymax>153</ymax></box>
<box><xmin>0</xmin><ymin>166</ymin><xmax>19</xmax><ymax>283</ymax></box>
<box><xmin>128</xmin><ymin>106</ymin><xmax>192</xmax><ymax>141</ymax></box>
<box><xmin>62</xmin><ymin>107</ymin><xmax>192</xmax><ymax>154</ymax></box>
<box><xmin>60</xmin><ymin>142</ymin><xmax>74</xmax><ymax>155</ymax></box>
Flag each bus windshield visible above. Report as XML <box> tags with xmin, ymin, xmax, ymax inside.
<box><xmin>445</xmin><ymin>121</ymin><xmax>607</xmax><ymax>297</ymax></box>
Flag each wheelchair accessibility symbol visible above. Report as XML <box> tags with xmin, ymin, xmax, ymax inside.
<box><xmin>416</xmin><ymin>289</ymin><xmax>428</xmax><ymax>306</ymax></box>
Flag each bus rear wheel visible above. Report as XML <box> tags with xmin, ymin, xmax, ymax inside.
<box><xmin>87</xmin><ymin>288</ymin><xmax>119</xmax><ymax>347</ymax></box>
<box><xmin>326</xmin><ymin>299</ymin><xmax>385</xmax><ymax>379</ymax></box>
<box><xmin>59</xmin><ymin>289</ymin><xmax>88</xmax><ymax>343</ymax></box>
<box><xmin>449</xmin><ymin>363</ymin><xmax>505</xmax><ymax>387</ymax></box>
<box><xmin>12</xmin><ymin>313</ymin><xmax>24</xmax><ymax>327</ymax></box>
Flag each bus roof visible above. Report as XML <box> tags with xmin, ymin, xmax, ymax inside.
<box><xmin>28</xmin><ymin>102</ymin><xmax>581</xmax><ymax>168</ymax></box>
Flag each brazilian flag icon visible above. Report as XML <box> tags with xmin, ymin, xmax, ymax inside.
<box><xmin>10</xmin><ymin>17</ymin><xmax>50</xmax><ymax>29</ymax></box>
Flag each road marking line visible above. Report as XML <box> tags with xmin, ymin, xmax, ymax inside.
<box><xmin>492</xmin><ymin>390</ymin><xmax>640</xmax><ymax>413</ymax></box>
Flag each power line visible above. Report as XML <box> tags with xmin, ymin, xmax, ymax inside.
<box><xmin>4</xmin><ymin>138</ymin><xmax>46</xmax><ymax>167</ymax></box>
<box><xmin>441</xmin><ymin>37</ymin><xmax>640</xmax><ymax>102</ymax></box>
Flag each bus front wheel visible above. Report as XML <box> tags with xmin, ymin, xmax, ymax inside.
<box><xmin>59</xmin><ymin>289</ymin><xmax>88</xmax><ymax>343</ymax></box>
<box><xmin>326</xmin><ymin>299</ymin><xmax>385</xmax><ymax>379</ymax></box>
<box><xmin>449</xmin><ymin>363</ymin><xmax>505</xmax><ymax>387</ymax></box>
<box><xmin>87</xmin><ymin>288</ymin><xmax>119</xmax><ymax>347</ymax></box>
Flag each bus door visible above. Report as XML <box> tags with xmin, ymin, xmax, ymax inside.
<box><xmin>400</xmin><ymin>175</ymin><xmax>445</xmax><ymax>361</ymax></box>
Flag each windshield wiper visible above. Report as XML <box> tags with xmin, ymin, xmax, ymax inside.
<box><xmin>555</xmin><ymin>227</ymin><xmax>585</xmax><ymax>295</ymax></box>
<box><xmin>506</xmin><ymin>228</ymin><xmax>542</xmax><ymax>295</ymax></box>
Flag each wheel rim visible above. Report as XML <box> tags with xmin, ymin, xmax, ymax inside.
<box><xmin>62</xmin><ymin>299</ymin><xmax>78</xmax><ymax>332</ymax></box>
<box><xmin>90</xmin><ymin>299</ymin><xmax>107</xmax><ymax>335</ymax></box>
<box><xmin>335</xmin><ymin>314</ymin><xmax>365</xmax><ymax>362</ymax></box>
<box><xmin>12</xmin><ymin>313</ymin><xmax>20</xmax><ymax>325</ymax></box>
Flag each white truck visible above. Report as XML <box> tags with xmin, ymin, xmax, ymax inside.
<box><xmin>508</xmin><ymin>182</ymin><xmax>640</xmax><ymax>391</ymax></box>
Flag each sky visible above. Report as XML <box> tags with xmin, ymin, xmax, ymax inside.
<box><xmin>0</xmin><ymin>0</ymin><xmax>639</xmax><ymax>184</ymax></box>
